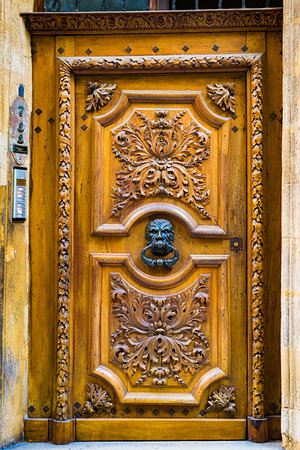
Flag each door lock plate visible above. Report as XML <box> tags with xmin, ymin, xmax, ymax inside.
<box><xmin>230</xmin><ymin>238</ymin><xmax>243</xmax><ymax>251</ymax></box>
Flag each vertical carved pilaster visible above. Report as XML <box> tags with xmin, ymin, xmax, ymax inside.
<box><xmin>250</xmin><ymin>56</ymin><xmax>264</xmax><ymax>419</ymax></box>
<box><xmin>56</xmin><ymin>60</ymin><xmax>73</xmax><ymax>421</ymax></box>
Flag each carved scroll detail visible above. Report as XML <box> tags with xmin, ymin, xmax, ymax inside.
<box><xmin>83</xmin><ymin>384</ymin><xmax>113</xmax><ymax>416</ymax></box>
<box><xmin>86</xmin><ymin>81</ymin><xmax>117</xmax><ymax>112</ymax></box>
<box><xmin>56</xmin><ymin>60</ymin><xmax>73</xmax><ymax>421</ymax></box>
<box><xmin>56</xmin><ymin>53</ymin><xmax>264</xmax><ymax>421</ymax></box>
<box><xmin>205</xmin><ymin>385</ymin><xmax>236</xmax><ymax>417</ymax></box>
<box><xmin>111</xmin><ymin>110</ymin><xmax>211</xmax><ymax>218</ymax></box>
<box><xmin>110</xmin><ymin>274</ymin><xmax>210</xmax><ymax>386</ymax></box>
<box><xmin>207</xmin><ymin>83</ymin><xmax>236</xmax><ymax>113</ymax></box>
<box><xmin>22</xmin><ymin>10</ymin><xmax>283</xmax><ymax>34</ymax></box>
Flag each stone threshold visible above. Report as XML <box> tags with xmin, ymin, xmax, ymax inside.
<box><xmin>9</xmin><ymin>441</ymin><xmax>283</xmax><ymax>449</ymax></box>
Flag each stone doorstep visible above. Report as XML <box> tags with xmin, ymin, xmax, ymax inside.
<box><xmin>9</xmin><ymin>441</ymin><xmax>283</xmax><ymax>449</ymax></box>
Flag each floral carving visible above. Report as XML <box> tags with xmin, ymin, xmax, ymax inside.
<box><xmin>207</xmin><ymin>83</ymin><xmax>236</xmax><ymax>114</ymax></box>
<box><xmin>60</xmin><ymin>54</ymin><xmax>259</xmax><ymax>74</ymax></box>
<box><xmin>110</xmin><ymin>274</ymin><xmax>210</xmax><ymax>386</ymax></box>
<box><xmin>55</xmin><ymin>60</ymin><xmax>73</xmax><ymax>421</ymax></box>
<box><xmin>83</xmin><ymin>384</ymin><xmax>113</xmax><ymax>416</ymax></box>
<box><xmin>111</xmin><ymin>110</ymin><xmax>211</xmax><ymax>219</ymax></box>
<box><xmin>250</xmin><ymin>59</ymin><xmax>264</xmax><ymax>419</ymax></box>
<box><xmin>22</xmin><ymin>10</ymin><xmax>283</xmax><ymax>34</ymax></box>
<box><xmin>205</xmin><ymin>385</ymin><xmax>236</xmax><ymax>417</ymax></box>
<box><xmin>86</xmin><ymin>81</ymin><xmax>117</xmax><ymax>112</ymax></box>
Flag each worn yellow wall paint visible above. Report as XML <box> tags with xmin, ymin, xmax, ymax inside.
<box><xmin>0</xmin><ymin>0</ymin><xmax>33</xmax><ymax>446</ymax></box>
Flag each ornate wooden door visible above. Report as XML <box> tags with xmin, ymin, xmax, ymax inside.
<box><xmin>26</xmin><ymin>9</ymin><xmax>284</xmax><ymax>443</ymax></box>
<box><xmin>69</xmin><ymin>59</ymin><xmax>250</xmax><ymax>440</ymax></box>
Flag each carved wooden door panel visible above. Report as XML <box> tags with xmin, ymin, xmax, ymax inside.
<box><xmin>71</xmin><ymin>64</ymin><xmax>248</xmax><ymax>440</ymax></box>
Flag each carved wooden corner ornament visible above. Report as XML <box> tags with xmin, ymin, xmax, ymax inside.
<box><xmin>83</xmin><ymin>384</ymin><xmax>114</xmax><ymax>416</ymax></box>
<box><xmin>207</xmin><ymin>83</ymin><xmax>236</xmax><ymax>114</ymax></box>
<box><xmin>86</xmin><ymin>81</ymin><xmax>117</xmax><ymax>112</ymax></box>
<box><xmin>205</xmin><ymin>385</ymin><xmax>236</xmax><ymax>417</ymax></box>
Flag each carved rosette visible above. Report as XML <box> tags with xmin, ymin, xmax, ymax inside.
<box><xmin>86</xmin><ymin>81</ymin><xmax>117</xmax><ymax>112</ymax></box>
<box><xmin>83</xmin><ymin>384</ymin><xmax>114</xmax><ymax>416</ymax></box>
<box><xmin>111</xmin><ymin>110</ymin><xmax>211</xmax><ymax>219</ymax></box>
<box><xmin>110</xmin><ymin>274</ymin><xmax>210</xmax><ymax>386</ymax></box>
<box><xmin>55</xmin><ymin>53</ymin><xmax>265</xmax><ymax>421</ymax></box>
<box><xmin>205</xmin><ymin>385</ymin><xmax>236</xmax><ymax>417</ymax></box>
<box><xmin>207</xmin><ymin>83</ymin><xmax>236</xmax><ymax>113</ymax></box>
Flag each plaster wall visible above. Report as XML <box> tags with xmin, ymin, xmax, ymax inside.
<box><xmin>281</xmin><ymin>0</ymin><xmax>300</xmax><ymax>448</ymax></box>
<box><xmin>0</xmin><ymin>0</ymin><xmax>33</xmax><ymax>447</ymax></box>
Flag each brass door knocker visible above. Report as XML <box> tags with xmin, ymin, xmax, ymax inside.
<box><xmin>141</xmin><ymin>218</ymin><xmax>179</xmax><ymax>269</ymax></box>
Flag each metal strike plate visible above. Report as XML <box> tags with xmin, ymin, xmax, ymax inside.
<box><xmin>230</xmin><ymin>237</ymin><xmax>243</xmax><ymax>251</ymax></box>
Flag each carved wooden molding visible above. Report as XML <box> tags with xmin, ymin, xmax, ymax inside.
<box><xmin>110</xmin><ymin>274</ymin><xmax>210</xmax><ymax>387</ymax></box>
<box><xmin>91</xmin><ymin>253</ymin><xmax>228</xmax><ymax>289</ymax></box>
<box><xmin>55</xmin><ymin>60</ymin><xmax>73</xmax><ymax>421</ymax></box>
<box><xmin>86</xmin><ymin>81</ymin><xmax>117</xmax><ymax>112</ymax></box>
<box><xmin>205</xmin><ymin>385</ymin><xmax>236</xmax><ymax>417</ymax></box>
<box><xmin>83</xmin><ymin>384</ymin><xmax>114</xmax><ymax>416</ymax></box>
<box><xmin>207</xmin><ymin>83</ymin><xmax>236</xmax><ymax>114</ymax></box>
<box><xmin>250</xmin><ymin>56</ymin><xmax>264</xmax><ymax>420</ymax></box>
<box><xmin>111</xmin><ymin>109</ymin><xmax>211</xmax><ymax>219</ymax></box>
<box><xmin>94</xmin><ymin>202</ymin><xmax>228</xmax><ymax>238</ymax></box>
<box><xmin>22</xmin><ymin>10</ymin><xmax>282</xmax><ymax>35</ymax></box>
<box><xmin>56</xmin><ymin>53</ymin><xmax>264</xmax><ymax>419</ymax></box>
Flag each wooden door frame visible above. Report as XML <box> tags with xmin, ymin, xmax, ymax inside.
<box><xmin>49</xmin><ymin>53</ymin><xmax>265</xmax><ymax>443</ymax></box>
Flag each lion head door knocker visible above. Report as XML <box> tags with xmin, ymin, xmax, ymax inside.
<box><xmin>141</xmin><ymin>218</ymin><xmax>179</xmax><ymax>269</ymax></box>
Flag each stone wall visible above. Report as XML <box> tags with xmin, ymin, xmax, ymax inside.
<box><xmin>0</xmin><ymin>0</ymin><xmax>33</xmax><ymax>447</ymax></box>
<box><xmin>281</xmin><ymin>0</ymin><xmax>300</xmax><ymax>448</ymax></box>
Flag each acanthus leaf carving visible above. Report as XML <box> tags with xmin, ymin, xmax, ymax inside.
<box><xmin>83</xmin><ymin>383</ymin><xmax>114</xmax><ymax>416</ymax></box>
<box><xmin>86</xmin><ymin>81</ymin><xmax>117</xmax><ymax>112</ymax></box>
<box><xmin>205</xmin><ymin>385</ymin><xmax>236</xmax><ymax>417</ymax></box>
<box><xmin>111</xmin><ymin>110</ymin><xmax>211</xmax><ymax>219</ymax></box>
<box><xmin>110</xmin><ymin>274</ymin><xmax>210</xmax><ymax>386</ymax></box>
<box><xmin>207</xmin><ymin>83</ymin><xmax>236</xmax><ymax>114</ymax></box>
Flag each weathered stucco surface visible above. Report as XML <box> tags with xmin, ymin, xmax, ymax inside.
<box><xmin>281</xmin><ymin>0</ymin><xmax>300</xmax><ymax>448</ymax></box>
<box><xmin>0</xmin><ymin>0</ymin><xmax>33</xmax><ymax>447</ymax></box>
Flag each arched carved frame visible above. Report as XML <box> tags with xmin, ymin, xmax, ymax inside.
<box><xmin>56</xmin><ymin>54</ymin><xmax>264</xmax><ymax>421</ymax></box>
